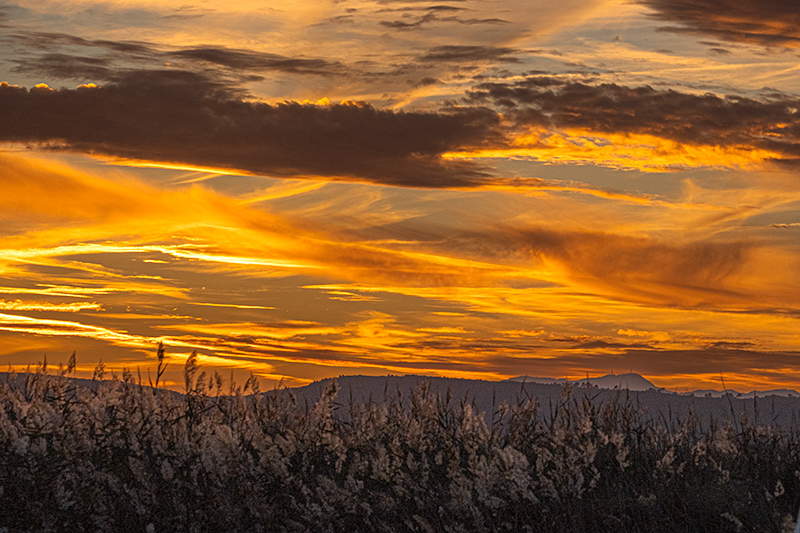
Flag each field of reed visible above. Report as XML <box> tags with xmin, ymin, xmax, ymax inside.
<box><xmin>0</xmin><ymin>351</ymin><xmax>798</xmax><ymax>532</ymax></box>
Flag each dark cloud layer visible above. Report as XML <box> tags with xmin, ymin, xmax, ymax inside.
<box><xmin>486</xmin><ymin>346</ymin><xmax>800</xmax><ymax>383</ymax></box>
<box><xmin>639</xmin><ymin>0</ymin><xmax>800</xmax><ymax>48</ymax></box>
<box><xmin>5</xmin><ymin>31</ymin><xmax>342</xmax><ymax>80</ymax></box>
<box><xmin>379</xmin><ymin>11</ymin><xmax>507</xmax><ymax>30</ymax></box>
<box><xmin>376</xmin><ymin>5</ymin><xmax>467</xmax><ymax>13</ymax></box>
<box><xmin>0</xmin><ymin>73</ymin><xmax>502</xmax><ymax>187</ymax></box>
<box><xmin>166</xmin><ymin>47</ymin><xmax>341</xmax><ymax>75</ymax></box>
<box><xmin>13</xmin><ymin>53</ymin><xmax>115</xmax><ymax>80</ymax></box>
<box><xmin>468</xmin><ymin>77</ymin><xmax>800</xmax><ymax>164</ymax></box>
<box><xmin>6</xmin><ymin>31</ymin><xmax>154</xmax><ymax>54</ymax></box>
<box><xmin>619</xmin><ymin>347</ymin><xmax>800</xmax><ymax>377</ymax></box>
<box><xmin>419</xmin><ymin>45</ymin><xmax>520</xmax><ymax>63</ymax></box>
<box><xmin>375</xmin><ymin>0</ymin><xmax>467</xmax><ymax>3</ymax></box>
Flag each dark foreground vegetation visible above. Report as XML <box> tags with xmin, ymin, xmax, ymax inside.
<box><xmin>0</xmin><ymin>353</ymin><xmax>799</xmax><ymax>532</ymax></box>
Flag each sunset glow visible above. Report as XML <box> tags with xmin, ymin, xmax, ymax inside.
<box><xmin>1</xmin><ymin>0</ymin><xmax>799</xmax><ymax>392</ymax></box>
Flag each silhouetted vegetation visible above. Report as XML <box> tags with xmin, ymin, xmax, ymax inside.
<box><xmin>0</xmin><ymin>354</ymin><xmax>798</xmax><ymax>532</ymax></box>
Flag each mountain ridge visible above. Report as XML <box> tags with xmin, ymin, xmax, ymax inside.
<box><xmin>506</xmin><ymin>372</ymin><xmax>799</xmax><ymax>398</ymax></box>
<box><xmin>277</xmin><ymin>373</ymin><xmax>800</xmax><ymax>428</ymax></box>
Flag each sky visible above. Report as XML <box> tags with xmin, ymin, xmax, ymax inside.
<box><xmin>0</xmin><ymin>0</ymin><xmax>799</xmax><ymax>392</ymax></box>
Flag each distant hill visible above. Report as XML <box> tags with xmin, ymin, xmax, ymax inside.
<box><xmin>0</xmin><ymin>371</ymin><xmax>182</xmax><ymax>399</ymax></box>
<box><xmin>507</xmin><ymin>372</ymin><xmax>661</xmax><ymax>392</ymax></box>
<box><xmin>683</xmin><ymin>389</ymin><xmax>800</xmax><ymax>399</ymax></box>
<box><xmin>274</xmin><ymin>374</ymin><xmax>800</xmax><ymax>429</ymax></box>
<box><xmin>506</xmin><ymin>372</ymin><xmax>800</xmax><ymax>398</ymax></box>
<box><xmin>3</xmin><ymin>369</ymin><xmax>799</xmax><ymax>428</ymax></box>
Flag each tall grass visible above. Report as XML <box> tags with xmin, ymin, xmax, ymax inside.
<box><xmin>0</xmin><ymin>354</ymin><xmax>798</xmax><ymax>532</ymax></box>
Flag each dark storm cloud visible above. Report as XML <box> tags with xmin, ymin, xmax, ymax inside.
<box><xmin>0</xmin><ymin>72</ymin><xmax>503</xmax><ymax>187</ymax></box>
<box><xmin>468</xmin><ymin>76</ymin><xmax>800</xmax><ymax>163</ymax></box>
<box><xmin>419</xmin><ymin>45</ymin><xmax>520</xmax><ymax>63</ymax></box>
<box><xmin>639</xmin><ymin>0</ymin><xmax>800</xmax><ymax>48</ymax></box>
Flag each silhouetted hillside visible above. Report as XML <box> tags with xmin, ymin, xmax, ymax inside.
<box><xmin>276</xmin><ymin>374</ymin><xmax>800</xmax><ymax>429</ymax></box>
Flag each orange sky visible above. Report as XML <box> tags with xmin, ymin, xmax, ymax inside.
<box><xmin>1</xmin><ymin>0</ymin><xmax>799</xmax><ymax>392</ymax></box>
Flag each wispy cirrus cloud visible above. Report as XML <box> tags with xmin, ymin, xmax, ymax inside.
<box><xmin>0</xmin><ymin>152</ymin><xmax>527</xmax><ymax>289</ymax></box>
<box><xmin>0</xmin><ymin>300</ymin><xmax>102</xmax><ymax>312</ymax></box>
<box><xmin>6</xmin><ymin>150</ymin><xmax>798</xmax><ymax>314</ymax></box>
